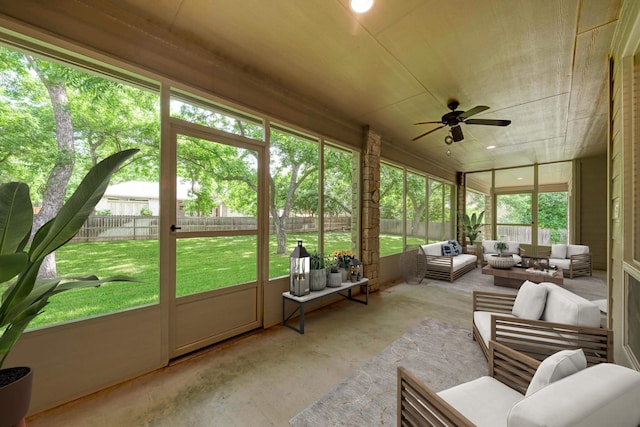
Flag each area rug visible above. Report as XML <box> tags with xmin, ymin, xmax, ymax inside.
<box><xmin>289</xmin><ymin>318</ymin><xmax>486</xmax><ymax>426</ymax></box>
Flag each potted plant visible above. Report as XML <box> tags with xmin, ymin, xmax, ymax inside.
<box><xmin>309</xmin><ymin>250</ymin><xmax>326</xmax><ymax>291</ymax></box>
<box><xmin>494</xmin><ymin>241</ymin><xmax>509</xmax><ymax>256</ymax></box>
<box><xmin>332</xmin><ymin>249</ymin><xmax>353</xmax><ymax>282</ymax></box>
<box><xmin>460</xmin><ymin>210</ymin><xmax>485</xmax><ymax>247</ymax></box>
<box><xmin>0</xmin><ymin>149</ymin><xmax>139</xmax><ymax>427</ymax></box>
<box><xmin>325</xmin><ymin>257</ymin><xmax>342</xmax><ymax>288</ymax></box>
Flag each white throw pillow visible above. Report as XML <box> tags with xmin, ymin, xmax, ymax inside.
<box><xmin>482</xmin><ymin>240</ymin><xmax>496</xmax><ymax>254</ymax></box>
<box><xmin>511</xmin><ymin>281</ymin><xmax>548</xmax><ymax>320</ymax></box>
<box><xmin>526</xmin><ymin>348</ymin><xmax>586</xmax><ymax>396</ymax></box>
<box><xmin>505</xmin><ymin>242</ymin><xmax>519</xmax><ymax>255</ymax></box>
<box><xmin>550</xmin><ymin>244</ymin><xmax>567</xmax><ymax>259</ymax></box>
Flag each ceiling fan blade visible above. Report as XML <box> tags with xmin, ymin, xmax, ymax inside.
<box><xmin>458</xmin><ymin>105</ymin><xmax>489</xmax><ymax>119</ymax></box>
<box><xmin>412</xmin><ymin>125</ymin><xmax>445</xmax><ymax>141</ymax></box>
<box><xmin>465</xmin><ymin>118</ymin><xmax>512</xmax><ymax>126</ymax></box>
<box><xmin>414</xmin><ymin>120</ymin><xmax>443</xmax><ymax>125</ymax></box>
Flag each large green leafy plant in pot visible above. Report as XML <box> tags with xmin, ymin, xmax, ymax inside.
<box><xmin>460</xmin><ymin>210</ymin><xmax>485</xmax><ymax>246</ymax></box>
<box><xmin>0</xmin><ymin>149</ymin><xmax>139</xmax><ymax>426</ymax></box>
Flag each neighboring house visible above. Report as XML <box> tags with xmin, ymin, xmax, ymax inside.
<box><xmin>96</xmin><ymin>180</ymin><xmax>245</xmax><ymax>217</ymax></box>
<box><xmin>96</xmin><ymin>181</ymin><xmax>193</xmax><ymax>216</ymax></box>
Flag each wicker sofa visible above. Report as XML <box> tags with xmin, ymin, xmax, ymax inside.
<box><xmin>417</xmin><ymin>241</ymin><xmax>477</xmax><ymax>283</ymax></box>
<box><xmin>398</xmin><ymin>341</ymin><xmax>640</xmax><ymax>427</ymax></box>
<box><xmin>472</xmin><ymin>280</ymin><xmax>612</xmax><ymax>364</ymax></box>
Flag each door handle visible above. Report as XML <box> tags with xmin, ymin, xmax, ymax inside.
<box><xmin>170</xmin><ymin>224</ymin><xmax>182</xmax><ymax>232</ymax></box>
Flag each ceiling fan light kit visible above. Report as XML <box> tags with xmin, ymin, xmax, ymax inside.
<box><xmin>413</xmin><ymin>99</ymin><xmax>511</xmax><ymax>144</ymax></box>
<box><xmin>450</xmin><ymin>125</ymin><xmax>463</xmax><ymax>142</ymax></box>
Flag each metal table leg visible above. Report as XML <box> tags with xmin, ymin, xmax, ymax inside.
<box><xmin>282</xmin><ymin>297</ymin><xmax>305</xmax><ymax>334</ymax></box>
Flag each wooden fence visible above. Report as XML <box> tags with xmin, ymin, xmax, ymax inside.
<box><xmin>70</xmin><ymin>216</ymin><xmax>567</xmax><ymax>245</ymax></box>
<box><xmin>496</xmin><ymin>225</ymin><xmax>568</xmax><ymax>245</ymax></box>
<box><xmin>71</xmin><ymin>215</ymin><xmax>353</xmax><ymax>243</ymax></box>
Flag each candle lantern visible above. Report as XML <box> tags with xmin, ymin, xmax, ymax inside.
<box><xmin>290</xmin><ymin>240</ymin><xmax>310</xmax><ymax>296</ymax></box>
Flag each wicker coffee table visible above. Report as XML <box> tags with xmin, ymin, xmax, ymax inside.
<box><xmin>482</xmin><ymin>264</ymin><xmax>563</xmax><ymax>289</ymax></box>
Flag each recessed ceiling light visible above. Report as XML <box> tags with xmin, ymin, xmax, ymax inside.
<box><xmin>486</xmin><ymin>145</ymin><xmax>496</xmax><ymax>150</ymax></box>
<box><xmin>350</xmin><ymin>0</ymin><xmax>374</xmax><ymax>13</ymax></box>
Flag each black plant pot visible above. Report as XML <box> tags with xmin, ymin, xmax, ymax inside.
<box><xmin>0</xmin><ymin>367</ymin><xmax>33</xmax><ymax>427</ymax></box>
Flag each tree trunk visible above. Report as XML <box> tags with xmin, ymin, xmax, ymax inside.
<box><xmin>275</xmin><ymin>215</ymin><xmax>287</xmax><ymax>254</ymax></box>
<box><xmin>29</xmin><ymin>59</ymin><xmax>75</xmax><ymax>278</ymax></box>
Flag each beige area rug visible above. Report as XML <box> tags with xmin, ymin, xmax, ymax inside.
<box><xmin>289</xmin><ymin>318</ymin><xmax>486</xmax><ymax>426</ymax></box>
<box><xmin>419</xmin><ymin>265</ymin><xmax>607</xmax><ymax>301</ymax></box>
<box><xmin>290</xmin><ymin>268</ymin><xmax>606</xmax><ymax>426</ymax></box>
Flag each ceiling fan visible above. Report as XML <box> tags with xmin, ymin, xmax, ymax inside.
<box><xmin>412</xmin><ymin>100</ymin><xmax>511</xmax><ymax>144</ymax></box>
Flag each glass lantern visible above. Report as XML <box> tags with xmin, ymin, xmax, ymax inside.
<box><xmin>290</xmin><ymin>240</ymin><xmax>310</xmax><ymax>296</ymax></box>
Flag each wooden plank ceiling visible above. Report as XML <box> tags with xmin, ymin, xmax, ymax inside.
<box><xmin>91</xmin><ymin>0</ymin><xmax>620</xmax><ymax>174</ymax></box>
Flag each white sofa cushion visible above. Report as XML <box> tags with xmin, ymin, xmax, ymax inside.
<box><xmin>508</xmin><ymin>363</ymin><xmax>640</xmax><ymax>427</ymax></box>
<box><xmin>503</xmin><ymin>242</ymin><xmax>520</xmax><ymax>256</ymax></box>
<box><xmin>473</xmin><ymin>311</ymin><xmax>516</xmax><ymax>348</ymax></box>
<box><xmin>525</xmin><ymin>349</ymin><xmax>586</xmax><ymax>396</ymax></box>
<box><xmin>566</xmin><ymin>244</ymin><xmax>589</xmax><ymax>257</ymax></box>
<box><xmin>438</xmin><ymin>376</ymin><xmax>523</xmax><ymax>427</ymax></box>
<box><xmin>420</xmin><ymin>242</ymin><xmax>444</xmax><ymax>256</ymax></box>
<box><xmin>550</xmin><ymin>244</ymin><xmax>567</xmax><ymax>259</ymax></box>
<box><xmin>549</xmin><ymin>258</ymin><xmax>570</xmax><ymax>270</ymax></box>
<box><xmin>511</xmin><ymin>281</ymin><xmax>548</xmax><ymax>320</ymax></box>
<box><xmin>451</xmin><ymin>254</ymin><xmax>477</xmax><ymax>271</ymax></box>
<box><xmin>538</xmin><ymin>282</ymin><xmax>600</xmax><ymax>327</ymax></box>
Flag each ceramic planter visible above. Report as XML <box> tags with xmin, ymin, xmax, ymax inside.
<box><xmin>327</xmin><ymin>271</ymin><xmax>342</xmax><ymax>287</ymax></box>
<box><xmin>309</xmin><ymin>268</ymin><xmax>327</xmax><ymax>291</ymax></box>
<box><xmin>488</xmin><ymin>254</ymin><xmax>515</xmax><ymax>269</ymax></box>
<box><xmin>0</xmin><ymin>366</ymin><xmax>33</xmax><ymax>427</ymax></box>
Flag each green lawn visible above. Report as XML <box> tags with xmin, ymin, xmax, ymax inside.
<box><xmin>28</xmin><ymin>232</ymin><xmax>419</xmax><ymax>328</ymax></box>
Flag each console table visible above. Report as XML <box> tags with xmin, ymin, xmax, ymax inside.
<box><xmin>282</xmin><ymin>278</ymin><xmax>368</xmax><ymax>334</ymax></box>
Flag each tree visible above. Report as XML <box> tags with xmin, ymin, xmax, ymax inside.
<box><xmin>496</xmin><ymin>193</ymin><xmax>532</xmax><ymax>224</ymax></box>
<box><xmin>323</xmin><ymin>147</ymin><xmax>354</xmax><ymax>217</ymax></box>
<box><xmin>428</xmin><ymin>180</ymin><xmax>444</xmax><ymax>221</ymax></box>
<box><xmin>0</xmin><ymin>46</ymin><xmax>160</xmax><ymax>277</ymax></box>
<box><xmin>406</xmin><ymin>172</ymin><xmax>426</xmax><ymax>238</ymax></box>
<box><xmin>170</xmin><ymin>103</ymin><xmax>326</xmax><ymax>254</ymax></box>
<box><xmin>269</xmin><ymin>130</ymin><xmax>319</xmax><ymax>254</ymax></box>
<box><xmin>25</xmin><ymin>56</ymin><xmax>76</xmax><ymax>278</ymax></box>
<box><xmin>380</xmin><ymin>164</ymin><xmax>403</xmax><ymax>219</ymax></box>
<box><xmin>538</xmin><ymin>192</ymin><xmax>568</xmax><ymax>243</ymax></box>
<box><xmin>496</xmin><ymin>192</ymin><xmax>568</xmax><ymax>243</ymax></box>
<box><xmin>176</xmin><ymin>134</ymin><xmax>257</xmax><ymax>217</ymax></box>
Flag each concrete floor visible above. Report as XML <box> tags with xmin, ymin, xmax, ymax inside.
<box><xmin>25</xmin><ymin>280</ymin><xmax>473</xmax><ymax>426</ymax></box>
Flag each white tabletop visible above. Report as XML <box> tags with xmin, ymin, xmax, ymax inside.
<box><xmin>283</xmin><ymin>278</ymin><xmax>368</xmax><ymax>302</ymax></box>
